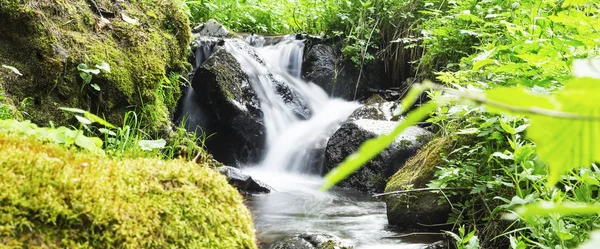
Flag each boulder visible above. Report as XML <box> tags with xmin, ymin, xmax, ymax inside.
<box><xmin>192</xmin><ymin>19</ymin><xmax>231</xmax><ymax>38</ymax></box>
<box><xmin>183</xmin><ymin>37</ymin><xmax>312</xmax><ymax>164</ymax></box>
<box><xmin>348</xmin><ymin>94</ymin><xmax>400</xmax><ymax>121</ymax></box>
<box><xmin>384</xmin><ymin>136</ymin><xmax>460</xmax><ymax>231</ymax></box>
<box><xmin>0</xmin><ymin>0</ymin><xmax>191</xmax><ymax>134</ymax></box>
<box><xmin>323</xmin><ymin>119</ymin><xmax>433</xmax><ymax>193</ymax></box>
<box><xmin>302</xmin><ymin>43</ymin><xmax>389</xmax><ymax>101</ymax></box>
<box><xmin>271</xmin><ymin>233</ymin><xmax>352</xmax><ymax>249</ymax></box>
<box><xmin>189</xmin><ymin>46</ymin><xmax>265</xmax><ymax>164</ymax></box>
<box><xmin>216</xmin><ymin>166</ymin><xmax>274</xmax><ymax>195</ymax></box>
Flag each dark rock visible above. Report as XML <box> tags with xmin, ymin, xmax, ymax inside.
<box><xmin>323</xmin><ymin>119</ymin><xmax>433</xmax><ymax>193</ymax></box>
<box><xmin>190</xmin><ymin>47</ymin><xmax>265</xmax><ymax>164</ymax></box>
<box><xmin>348</xmin><ymin>94</ymin><xmax>400</xmax><ymax>121</ymax></box>
<box><xmin>384</xmin><ymin>137</ymin><xmax>461</xmax><ymax>231</ymax></box>
<box><xmin>216</xmin><ymin>166</ymin><xmax>274</xmax><ymax>195</ymax></box>
<box><xmin>302</xmin><ymin>44</ymin><xmax>389</xmax><ymax>101</ymax></box>
<box><xmin>270</xmin><ymin>233</ymin><xmax>352</xmax><ymax>249</ymax></box>
<box><xmin>192</xmin><ymin>19</ymin><xmax>230</xmax><ymax>38</ymax></box>
<box><xmin>182</xmin><ymin>37</ymin><xmax>313</xmax><ymax>164</ymax></box>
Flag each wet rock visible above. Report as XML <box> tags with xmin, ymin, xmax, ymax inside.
<box><xmin>192</xmin><ymin>19</ymin><xmax>230</xmax><ymax>38</ymax></box>
<box><xmin>348</xmin><ymin>94</ymin><xmax>399</xmax><ymax>121</ymax></box>
<box><xmin>323</xmin><ymin>119</ymin><xmax>433</xmax><ymax>193</ymax></box>
<box><xmin>384</xmin><ymin>137</ymin><xmax>461</xmax><ymax>231</ymax></box>
<box><xmin>190</xmin><ymin>47</ymin><xmax>265</xmax><ymax>164</ymax></box>
<box><xmin>424</xmin><ymin>240</ymin><xmax>447</xmax><ymax>249</ymax></box>
<box><xmin>271</xmin><ymin>233</ymin><xmax>352</xmax><ymax>249</ymax></box>
<box><xmin>302</xmin><ymin>44</ymin><xmax>388</xmax><ymax>101</ymax></box>
<box><xmin>216</xmin><ymin>166</ymin><xmax>273</xmax><ymax>195</ymax></box>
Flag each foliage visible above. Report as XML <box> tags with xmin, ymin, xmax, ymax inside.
<box><xmin>77</xmin><ymin>61</ymin><xmax>110</xmax><ymax>92</ymax></box>
<box><xmin>0</xmin><ymin>131</ymin><xmax>257</xmax><ymax>249</ymax></box>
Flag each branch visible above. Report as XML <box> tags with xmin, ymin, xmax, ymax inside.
<box><xmin>372</xmin><ymin>187</ymin><xmax>469</xmax><ymax>198</ymax></box>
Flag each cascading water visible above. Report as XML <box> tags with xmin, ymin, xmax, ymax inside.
<box><xmin>223</xmin><ymin>36</ymin><xmax>359</xmax><ymax>173</ymax></box>
<box><xmin>185</xmin><ymin>35</ymin><xmax>439</xmax><ymax>248</ymax></box>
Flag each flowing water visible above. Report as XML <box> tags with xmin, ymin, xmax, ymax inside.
<box><xmin>189</xmin><ymin>35</ymin><xmax>440</xmax><ymax>248</ymax></box>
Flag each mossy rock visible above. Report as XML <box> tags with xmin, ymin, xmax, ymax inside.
<box><xmin>0</xmin><ymin>0</ymin><xmax>191</xmax><ymax>134</ymax></box>
<box><xmin>384</xmin><ymin>136</ymin><xmax>461</xmax><ymax>230</ymax></box>
<box><xmin>0</xmin><ymin>131</ymin><xmax>257</xmax><ymax>248</ymax></box>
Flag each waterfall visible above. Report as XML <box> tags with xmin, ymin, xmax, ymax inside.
<box><xmin>224</xmin><ymin>36</ymin><xmax>359</xmax><ymax>173</ymax></box>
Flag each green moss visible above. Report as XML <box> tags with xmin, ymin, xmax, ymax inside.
<box><xmin>0</xmin><ymin>0</ymin><xmax>192</xmax><ymax>134</ymax></box>
<box><xmin>386</xmin><ymin>136</ymin><xmax>455</xmax><ymax>192</ymax></box>
<box><xmin>0</xmin><ymin>131</ymin><xmax>257</xmax><ymax>248</ymax></box>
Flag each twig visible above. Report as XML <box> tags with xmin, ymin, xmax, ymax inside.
<box><xmin>372</xmin><ymin>187</ymin><xmax>469</xmax><ymax>197</ymax></box>
<box><xmin>383</xmin><ymin>232</ymin><xmax>444</xmax><ymax>239</ymax></box>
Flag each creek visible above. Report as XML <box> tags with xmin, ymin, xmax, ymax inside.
<box><xmin>184</xmin><ymin>34</ymin><xmax>440</xmax><ymax>248</ymax></box>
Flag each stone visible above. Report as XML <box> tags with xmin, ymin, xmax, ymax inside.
<box><xmin>302</xmin><ymin>43</ymin><xmax>389</xmax><ymax>101</ymax></box>
<box><xmin>384</xmin><ymin>137</ymin><xmax>461</xmax><ymax>231</ymax></box>
<box><xmin>192</xmin><ymin>19</ymin><xmax>230</xmax><ymax>38</ymax></box>
<box><xmin>216</xmin><ymin>166</ymin><xmax>274</xmax><ymax>195</ymax></box>
<box><xmin>270</xmin><ymin>233</ymin><xmax>352</xmax><ymax>249</ymax></box>
<box><xmin>182</xmin><ymin>38</ymin><xmax>311</xmax><ymax>164</ymax></box>
<box><xmin>189</xmin><ymin>46</ymin><xmax>265</xmax><ymax>164</ymax></box>
<box><xmin>348</xmin><ymin>94</ymin><xmax>400</xmax><ymax>121</ymax></box>
<box><xmin>323</xmin><ymin>119</ymin><xmax>433</xmax><ymax>193</ymax></box>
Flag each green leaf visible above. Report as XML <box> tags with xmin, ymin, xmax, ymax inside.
<box><xmin>84</xmin><ymin>112</ymin><xmax>116</xmax><ymax>128</ymax></box>
<box><xmin>2</xmin><ymin>65</ymin><xmax>23</xmax><ymax>76</ymax></box>
<box><xmin>75</xmin><ymin>115</ymin><xmax>92</xmax><ymax>125</ymax></box>
<box><xmin>563</xmin><ymin>0</ymin><xmax>592</xmax><ymax>7</ymax></box>
<box><xmin>95</xmin><ymin>61</ymin><xmax>111</xmax><ymax>73</ymax></box>
<box><xmin>138</xmin><ymin>139</ymin><xmax>167</xmax><ymax>151</ymax></box>
<box><xmin>320</xmin><ymin>101</ymin><xmax>438</xmax><ymax>191</ymax></box>
<box><xmin>517</xmin><ymin>202</ymin><xmax>600</xmax><ymax>217</ymax></box>
<box><xmin>90</xmin><ymin>83</ymin><xmax>101</xmax><ymax>91</ymax></box>
<box><xmin>499</xmin><ymin>120</ymin><xmax>516</xmax><ymax>135</ymax></box>
<box><xmin>59</xmin><ymin>107</ymin><xmax>87</xmax><ymax>114</ymax></box>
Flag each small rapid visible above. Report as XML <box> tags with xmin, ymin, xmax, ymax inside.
<box><xmin>184</xmin><ymin>34</ymin><xmax>439</xmax><ymax>248</ymax></box>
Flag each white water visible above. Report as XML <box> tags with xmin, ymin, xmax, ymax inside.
<box><xmin>211</xmin><ymin>36</ymin><xmax>438</xmax><ymax>248</ymax></box>
<box><xmin>223</xmin><ymin>37</ymin><xmax>359</xmax><ymax>173</ymax></box>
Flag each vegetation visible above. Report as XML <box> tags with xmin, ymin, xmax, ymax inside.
<box><xmin>0</xmin><ymin>131</ymin><xmax>256</xmax><ymax>249</ymax></box>
<box><xmin>0</xmin><ymin>0</ymin><xmax>191</xmax><ymax>135</ymax></box>
<box><xmin>321</xmin><ymin>1</ymin><xmax>600</xmax><ymax>249</ymax></box>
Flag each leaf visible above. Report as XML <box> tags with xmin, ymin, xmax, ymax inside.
<box><xmin>2</xmin><ymin>65</ymin><xmax>23</xmax><ymax>76</ymax></box>
<box><xmin>95</xmin><ymin>61</ymin><xmax>111</xmax><ymax>73</ymax></box>
<box><xmin>517</xmin><ymin>202</ymin><xmax>600</xmax><ymax>217</ymax></box>
<box><xmin>121</xmin><ymin>13</ymin><xmax>139</xmax><ymax>25</ymax></box>
<box><xmin>563</xmin><ymin>0</ymin><xmax>592</xmax><ymax>7</ymax></box>
<box><xmin>499</xmin><ymin>120</ymin><xmax>516</xmax><ymax>135</ymax></box>
<box><xmin>320</xmin><ymin>101</ymin><xmax>438</xmax><ymax>191</ymax></box>
<box><xmin>59</xmin><ymin>107</ymin><xmax>87</xmax><ymax>114</ymax></box>
<box><xmin>492</xmin><ymin>152</ymin><xmax>514</xmax><ymax>160</ymax></box>
<box><xmin>90</xmin><ymin>83</ymin><xmax>101</xmax><ymax>91</ymax></box>
<box><xmin>75</xmin><ymin>115</ymin><xmax>92</xmax><ymax>125</ymax></box>
<box><xmin>79</xmin><ymin>68</ymin><xmax>100</xmax><ymax>75</ymax></box>
<box><xmin>138</xmin><ymin>139</ymin><xmax>167</xmax><ymax>151</ymax></box>
<box><xmin>84</xmin><ymin>112</ymin><xmax>116</xmax><ymax>128</ymax></box>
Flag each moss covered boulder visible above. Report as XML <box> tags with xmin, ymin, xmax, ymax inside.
<box><xmin>383</xmin><ymin>136</ymin><xmax>460</xmax><ymax>230</ymax></box>
<box><xmin>0</xmin><ymin>0</ymin><xmax>191</xmax><ymax>134</ymax></box>
<box><xmin>0</xmin><ymin>132</ymin><xmax>257</xmax><ymax>248</ymax></box>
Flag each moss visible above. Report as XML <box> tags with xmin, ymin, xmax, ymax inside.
<box><xmin>386</xmin><ymin>136</ymin><xmax>455</xmax><ymax>192</ymax></box>
<box><xmin>0</xmin><ymin>0</ymin><xmax>192</xmax><ymax>135</ymax></box>
<box><xmin>383</xmin><ymin>136</ymin><xmax>463</xmax><ymax>229</ymax></box>
<box><xmin>0</xmin><ymin>131</ymin><xmax>257</xmax><ymax>248</ymax></box>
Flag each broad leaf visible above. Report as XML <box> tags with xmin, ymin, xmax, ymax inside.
<box><xmin>138</xmin><ymin>139</ymin><xmax>167</xmax><ymax>151</ymax></box>
<box><xmin>2</xmin><ymin>65</ymin><xmax>23</xmax><ymax>76</ymax></box>
<box><xmin>517</xmin><ymin>202</ymin><xmax>600</xmax><ymax>217</ymax></box>
<box><xmin>95</xmin><ymin>61</ymin><xmax>111</xmax><ymax>73</ymax></box>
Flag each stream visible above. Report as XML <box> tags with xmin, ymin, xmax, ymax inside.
<box><xmin>187</xmin><ymin>34</ymin><xmax>441</xmax><ymax>248</ymax></box>
<box><xmin>244</xmin><ymin>170</ymin><xmax>441</xmax><ymax>249</ymax></box>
